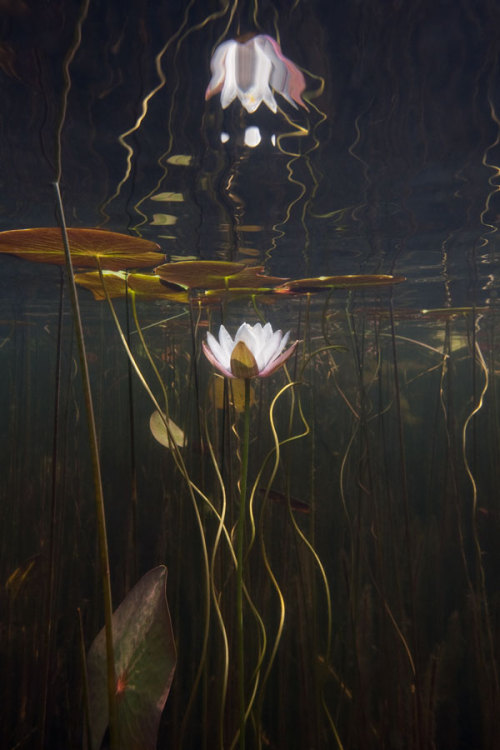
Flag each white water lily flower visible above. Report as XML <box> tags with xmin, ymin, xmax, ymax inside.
<box><xmin>203</xmin><ymin>322</ymin><xmax>298</xmax><ymax>379</ymax></box>
<box><xmin>205</xmin><ymin>35</ymin><xmax>307</xmax><ymax>114</ymax></box>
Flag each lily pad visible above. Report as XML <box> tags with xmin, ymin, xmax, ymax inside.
<box><xmin>75</xmin><ymin>271</ymin><xmax>130</xmax><ymax>300</ymax></box>
<box><xmin>150</xmin><ymin>411</ymin><xmax>186</xmax><ymax>449</ymax></box>
<box><xmin>156</xmin><ymin>260</ymin><xmax>287</xmax><ymax>291</ymax></box>
<box><xmin>0</xmin><ymin>228</ymin><xmax>164</xmax><ymax>270</ymax></box>
<box><xmin>129</xmin><ymin>274</ymin><xmax>187</xmax><ymax>299</ymax></box>
<box><xmin>87</xmin><ymin>566</ymin><xmax>176</xmax><ymax>750</ymax></box>
<box><xmin>75</xmin><ymin>271</ymin><xmax>189</xmax><ymax>302</ymax></box>
<box><xmin>199</xmin><ymin>287</ymin><xmax>280</xmax><ymax>302</ymax></box>
<box><xmin>275</xmin><ymin>274</ymin><xmax>406</xmax><ymax>293</ymax></box>
<box><xmin>156</xmin><ymin>260</ymin><xmax>246</xmax><ymax>289</ymax></box>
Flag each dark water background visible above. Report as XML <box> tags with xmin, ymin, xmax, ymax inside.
<box><xmin>1</xmin><ymin>1</ymin><xmax>499</xmax><ymax>748</ymax></box>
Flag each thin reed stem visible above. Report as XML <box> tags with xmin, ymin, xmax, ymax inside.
<box><xmin>236</xmin><ymin>378</ymin><xmax>251</xmax><ymax>750</ymax></box>
<box><xmin>53</xmin><ymin>184</ymin><xmax>118</xmax><ymax>749</ymax></box>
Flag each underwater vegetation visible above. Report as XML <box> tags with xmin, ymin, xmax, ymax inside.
<box><xmin>1</xmin><ymin>222</ymin><xmax>499</xmax><ymax>750</ymax></box>
<box><xmin>1</xmin><ymin>0</ymin><xmax>500</xmax><ymax>749</ymax></box>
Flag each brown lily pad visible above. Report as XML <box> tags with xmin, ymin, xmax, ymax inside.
<box><xmin>275</xmin><ymin>274</ymin><xmax>406</xmax><ymax>293</ymax></box>
<box><xmin>0</xmin><ymin>228</ymin><xmax>164</xmax><ymax>270</ymax></box>
<box><xmin>199</xmin><ymin>287</ymin><xmax>280</xmax><ymax>302</ymax></box>
<box><xmin>156</xmin><ymin>260</ymin><xmax>288</xmax><ymax>291</ymax></box>
<box><xmin>75</xmin><ymin>271</ymin><xmax>189</xmax><ymax>302</ymax></box>
<box><xmin>75</xmin><ymin>271</ymin><xmax>129</xmax><ymax>300</ymax></box>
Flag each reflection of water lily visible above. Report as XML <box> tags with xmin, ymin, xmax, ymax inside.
<box><xmin>203</xmin><ymin>322</ymin><xmax>298</xmax><ymax>379</ymax></box>
<box><xmin>206</xmin><ymin>34</ymin><xmax>307</xmax><ymax>114</ymax></box>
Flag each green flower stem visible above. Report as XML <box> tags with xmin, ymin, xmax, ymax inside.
<box><xmin>236</xmin><ymin>377</ymin><xmax>251</xmax><ymax>750</ymax></box>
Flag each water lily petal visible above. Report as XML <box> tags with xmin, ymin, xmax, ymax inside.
<box><xmin>218</xmin><ymin>324</ymin><xmax>235</xmax><ymax>365</ymax></box>
<box><xmin>269</xmin><ymin>329</ymin><xmax>290</xmax><ymax>362</ymax></box>
<box><xmin>259</xmin><ymin>339</ymin><xmax>298</xmax><ymax>377</ymax></box>
<box><xmin>258</xmin><ymin>328</ymin><xmax>283</xmax><ymax>369</ymax></box>
<box><xmin>263</xmin><ymin>36</ymin><xmax>308</xmax><ymax>110</ymax></box>
<box><xmin>204</xmin><ymin>322</ymin><xmax>297</xmax><ymax>379</ymax></box>
<box><xmin>205</xmin><ymin>40</ymin><xmax>233</xmax><ymax>100</ymax></box>
<box><xmin>202</xmin><ymin>341</ymin><xmax>235</xmax><ymax>378</ymax></box>
<box><xmin>206</xmin><ymin>330</ymin><xmax>231</xmax><ymax>370</ymax></box>
<box><xmin>235</xmin><ymin>322</ymin><xmax>259</xmax><ymax>356</ymax></box>
<box><xmin>206</xmin><ymin>35</ymin><xmax>305</xmax><ymax>115</ymax></box>
<box><xmin>262</xmin><ymin>322</ymin><xmax>273</xmax><ymax>339</ymax></box>
<box><xmin>219</xmin><ymin>43</ymin><xmax>239</xmax><ymax>109</ymax></box>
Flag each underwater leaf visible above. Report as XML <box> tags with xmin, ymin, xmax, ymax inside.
<box><xmin>212</xmin><ymin>374</ymin><xmax>256</xmax><ymax>412</ymax></box>
<box><xmin>0</xmin><ymin>228</ymin><xmax>164</xmax><ymax>270</ymax></box>
<box><xmin>275</xmin><ymin>274</ymin><xmax>406</xmax><ymax>293</ymax></box>
<box><xmin>150</xmin><ymin>411</ymin><xmax>186</xmax><ymax>449</ymax></box>
<box><xmin>87</xmin><ymin>566</ymin><xmax>176</xmax><ymax>750</ymax></box>
<box><xmin>156</xmin><ymin>260</ymin><xmax>288</xmax><ymax>291</ymax></box>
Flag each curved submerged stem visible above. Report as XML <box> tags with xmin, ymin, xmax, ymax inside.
<box><xmin>97</xmin><ymin>272</ymin><xmax>211</xmax><ymax>745</ymax></box>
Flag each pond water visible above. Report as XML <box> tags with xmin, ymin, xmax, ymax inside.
<box><xmin>1</xmin><ymin>1</ymin><xmax>499</xmax><ymax>749</ymax></box>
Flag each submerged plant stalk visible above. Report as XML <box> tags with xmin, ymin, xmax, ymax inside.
<box><xmin>53</xmin><ymin>183</ymin><xmax>118</xmax><ymax>749</ymax></box>
<box><xmin>236</xmin><ymin>378</ymin><xmax>251</xmax><ymax>750</ymax></box>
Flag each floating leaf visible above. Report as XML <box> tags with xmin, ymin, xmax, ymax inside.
<box><xmin>151</xmin><ymin>192</ymin><xmax>184</xmax><ymax>202</ymax></box>
<box><xmin>87</xmin><ymin>566</ymin><xmax>176</xmax><ymax>750</ymax></box>
<box><xmin>75</xmin><ymin>271</ymin><xmax>189</xmax><ymax>302</ymax></box>
<box><xmin>227</xmin><ymin>266</ymin><xmax>288</xmax><ymax>288</ymax></box>
<box><xmin>200</xmin><ymin>287</ymin><xmax>279</xmax><ymax>302</ymax></box>
<box><xmin>129</xmin><ymin>274</ymin><xmax>188</xmax><ymax>301</ymax></box>
<box><xmin>150</xmin><ymin>214</ymin><xmax>177</xmax><ymax>225</ymax></box>
<box><xmin>156</xmin><ymin>260</ymin><xmax>287</xmax><ymax>291</ymax></box>
<box><xmin>150</xmin><ymin>411</ymin><xmax>186</xmax><ymax>449</ymax></box>
<box><xmin>0</xmin><ymin>228</ymin><xmax>164</xmax><ymax>270</ymax></box>
<box><xmin>275</xmin><ymin>274</ymin><xmax>406</xmax><ymax>293</ymax></box>
<box><xmin>75</xmin><ymin>270</ymin><xmax>128</xmax><ymax>300</ymax></box>
<box><xmin>156</xmin><ymin>260</ymin><xmax>246</xmax><ymax>289</ymax></box>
